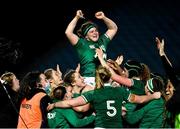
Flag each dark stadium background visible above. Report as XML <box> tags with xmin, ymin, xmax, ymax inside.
<box><xmin>0</xmin><ymin>0</ymin><xmax>180</xmax><ymax>79</ymax></box>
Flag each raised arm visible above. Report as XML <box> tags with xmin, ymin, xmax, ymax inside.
<box><xmin>65</xmin><ymin>10</ymin><xmax>84</xmax><ymax>45</ymax></box>
<box><xmin>75</xmin><ymin>63</ymin><xmax>80</xmax><ymax>73</ymax></box>
<box><xmin>115</xmin><ymin>55</ymin><xmax>124</xmax><ymax>66</ymax></box>
<box><xmin>156</xmin><ymin>37</ymin><xmax>172</xmax><ymax>66</ymax></box>
<box><xmin>107</xmin><ymin>59</ymin><xmax>124</xmax><ymax>75</ymax></box>
<box><xmin>95</xmin><ymin>11</ymin><xmax>118</xmax><ymax>40</ymax></box>
<box><xmin>155</xmin><ymin>37</ymin><xmax>178</xmax><ymax>87</ymax></box>
<box><xmin>56</xmin><ymin>64</ymin><xmax>62</xmax><ymax>77</ymax></box>
<box><xmin>56</xmin><ymin>64</ymin><xmax>63</xmax><ymax>83</ymax></box>
<box><xmin>96</xmin><ymin>48</ymin><xmax>132</xmax><ymax>87</ymax></box>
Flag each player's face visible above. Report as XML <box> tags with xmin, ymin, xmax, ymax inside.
<box><xmin>85</xmin><ymin>27</ymin><xmax>99</xmax><ymax>42</ymax></box>
<box><xmin>39</xmin><ymin>73</ymin><xmax>49</xmax><ymax>88</ymax></box>
<box><xmin>165</xmin><ymin>80</ymin><xmax>175</xmax><ymax>100</ymax></box>
<box><xmin>73</xmin><ymin>72</ymin><xmax>86</xmax><ymax>87</ymax></box>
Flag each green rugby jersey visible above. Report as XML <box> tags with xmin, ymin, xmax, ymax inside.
<box><xmin>124</xmin><ymin>79</ymin><xmax>146</xmax><ymax>126</ymax></box>
<box><xmin>82</xmin><ymin>86</ymin><xmax>130</xmax><ymax>128</ymax></box>
<box><xmin>75</xmin><ymin>34</ymin><xmax>110</xmax><ymax>77</ymax></box>
<box><xmin>130</xmin><ymin>79</ymin><xmax>146</xmax><ymax>95</ymax></box>
<box><xmin>47</xmin><ymin>100</ymin><xmax>95</xmax><ymax>128</ymax></box>
<box><xmin>126</xmin><ymin>98</ymin><xmax>170</xmax><ymax>128</ymax></box>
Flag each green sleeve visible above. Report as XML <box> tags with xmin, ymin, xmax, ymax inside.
<box><xmin>74</xmin><ymin>38</ymin><xmax>85</xmax><ymax>50</ymax></box>
<box><xmin>81</xmin><ymin>90</ymin><xmax>94</xmax><ymax>103</ymax></box>
<box><xmin>99</xmin><ymin>34</ymin><xmax>111</xmax><ymax>48</ymax></box>
<box><xmin>64</xmin><ymin>109</ymin><xmax>95</xmax><ymax>127</ymax></box>
<box><xmin>73</xmin><ymin>93</ymin><xmax>81</xmax><ymax>98</ymax></box>
<box><xmin>116</xmin><ymin>87</ymin><xmax>130</xmax><ymax>101</ymax></box>
<box><xmin>125</xmin><ymin>106</ymin><xmax>145</xmax><ymax>124</ymax></box>
<box><xmin>124</xmin><ymin>102</ymin><xmax>137</xmax><ymax>112</ymax></box>
<box><xmin>131</xmin><ymin>79</ymin><xmax>145</xmax><ymax>95</ymax></box>
<box><xmin>125</xmin><ymin>100</ymin><xmax>158</xmax><ymax>125</ymax></box>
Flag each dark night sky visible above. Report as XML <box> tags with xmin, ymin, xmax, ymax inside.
<box><xmin>0</xmin><ymin>0</ymin><xmax>119</xmax><ymax>75</ymax></box>
<box><xmin>0</xmin><ymin>0</ymin><xmax>179</xmax><ymax>77</ymax></box>
<box><xmin>0</xmin><ymin>0</ymin><xmax>117</xmax><ymax>52</ymax></box>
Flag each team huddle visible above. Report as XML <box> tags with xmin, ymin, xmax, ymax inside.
<box><xmin>0</xmin><ymin>10</ymin><xmax>179</xmax><ymax>128</ymax></box>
